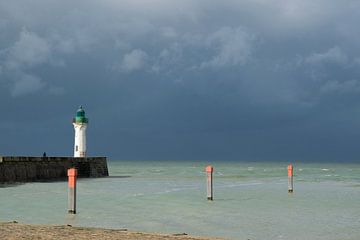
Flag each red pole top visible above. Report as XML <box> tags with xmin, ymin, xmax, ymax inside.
<box><xmin>287</xmin><ymin>164</ymin><xmax>293</xmax><ymax>177</ymax></box>
<box><xmin>68</xmin><ymin>168</ymin><xmax>77</xmax><ymax>188</ymax></box>
<box><xmin>68</xmin><ymin>168</ymin><xmax>78</xmax><ymax>177</ymax></box>
<box><xmin>206</xmin><ymin>165</ymin><xmax>214</xmax><ymax>173</ymax></box>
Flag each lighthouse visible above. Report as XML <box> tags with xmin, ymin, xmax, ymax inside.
<box><xmin>72</xmin><ymin>106</ymin><xmax>88</xmax><ymax>157</ymax></box>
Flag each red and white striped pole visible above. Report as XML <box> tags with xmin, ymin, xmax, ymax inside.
<box><xmin>288</xmin><ymin>164</ymin><xmax>293</xmax><ymax>193</ymax></box>
<box><xmin>205</xmin><ymin>165</ymin><xmax>214</xmax><ymax>201</ymax></box>
<box><xmin>68</xmin><ymin>168</ymin><xmax>77</xmax><ymax>214</ymax></box>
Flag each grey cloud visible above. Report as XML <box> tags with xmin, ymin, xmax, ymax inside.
<box><xmin>0</xmin><ymin>28</ymin><xmax>70</xmax><ymax>96</ymax></box>
<box><xmin>11</xmin><ymin>73</ymin><xmax>45</xmax><ymax>97</ymax></box>
<box><xmin>117</xmin><ymin>49</ymin><xmax>149</xmax><ymax>73</ymax></box>
<box><xmin>5</xmin><ymin>28</ymin><xmax>51</xmax><ymax>70</ymax></box>
<box><xmin>114</xmin><ymin>40</ymin><xmax>131</xmax><ymax>51</ymax></box>
<box><xmin>305</xmin><ymin>46</ymin><xmax>348</xmax><ymax>66</ymax></box>
<box><xmin>152</xmin><ymin>43</ymin><xmax>183</xmax><ymax>74</ymax></box>
<box><xmin>51</xmin><ymin>35</ymin><xmax>76</xmax><ymax>55</ymax></box>
<box><xmin>320</xmin><ymin>79</ymin><xmax>360</xmax><ymax>95</ymax></box>
<box><xmin>200</xmin><ymin>27</ymin><xmax>254</xmax><ymax>68</ymax></box>
<box><xmin>48</xmin><ymin>86</ymin><xmax>65</xmax><ymax>96</ymax></box>
<box><xmin>0</xmin><ymin>18</ymin><xmax>9</xmax><ymax>32</ymax></box>
<box><xmin>161</xmin><ymin>27</ymin><xmax>178</xmax><ymax>38</ymax></box>
<box><xmin>354</xmin><ymin>58</ymin><xmax>360</xmax><ymax>65</ymax></box>
<box><xmin>274</xmin><ymin>1</ymin><xmax>344</xmax><ymax>28</ymax></box>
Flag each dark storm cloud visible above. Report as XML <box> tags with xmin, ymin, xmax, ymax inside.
<box><xmin>1</xmin><ymin>0</ymin><xmax>360</xmax><ymax>161</ymax></box>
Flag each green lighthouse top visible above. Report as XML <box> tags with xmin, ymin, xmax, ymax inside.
<box><xmin>73</xmin><ymin>105</ymin><xmax>88</xmax><ymax>124</ymax></box>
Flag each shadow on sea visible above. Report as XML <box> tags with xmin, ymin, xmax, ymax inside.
<box><xmin>0</xmin><ymin>176</ymin><xmax>131</xmax><ymax>187</ymax></box>
<box><xmin>105</xmin><ymin>176</ymin><xmax>131</xmax><ymax>179</ymax></box>
<box><xmin>0</xmin><ymin>182</ymin><xmax>25</xmax><ymax>188</ymax></box>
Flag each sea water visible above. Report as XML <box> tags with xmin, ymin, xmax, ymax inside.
<box><xmin>1</xmin><ymin>160</ymin><xmax>360</xmax><ymax>240</ymax></box>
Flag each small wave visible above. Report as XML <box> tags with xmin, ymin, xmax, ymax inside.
<box><xmin>218</xmin><ymin>182</ymin><xmax>262</xmax><ymax>188</ymax></box>
<box><xmin>133</xmin><ymin>193</ymin><xmax>144</xmax><ymax>197</ymax></box>
<box><xmin>321</xmin><ymin>168</ymin><xmax>330</xmax><ymax>171</ymax></box>
<box><xmin>153</xmin><ymin>186</ymin><xmax>199</xmax><ymax>195</ymax></box>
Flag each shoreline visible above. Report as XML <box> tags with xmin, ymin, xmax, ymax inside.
<box><xmin>0</xmin><ymin>221</ymin><xmax>225</xmax><ymax>240</ymax></box>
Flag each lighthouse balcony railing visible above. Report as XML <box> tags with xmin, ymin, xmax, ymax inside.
<box><xmin>72</xmin><ymin>118</ymin><xmax>89</xmax><ymax>124</ymax></box>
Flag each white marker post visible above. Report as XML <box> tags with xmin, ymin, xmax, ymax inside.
<box><xmin>68</xmin><ymin>168</ymin><xmax>77</xmax><ymax>214</ymax></box>
<box><xmin>288</xmin><ymin>164</ymin><xmax>293</xmax><ymax>193</ymax></box>
<box><xmin>206</xmin><ymin>165</ymin><xmax>214</xmax><ymax>201</ymax></box>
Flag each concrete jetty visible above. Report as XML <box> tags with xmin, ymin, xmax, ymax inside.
<box><xmin>0</xmin><ymin>156</ymin><xmax>108</xmax><ymax>183</ymax></box>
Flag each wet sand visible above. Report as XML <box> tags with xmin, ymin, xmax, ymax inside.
<box><xmin>0</xmin><ymin>222</ymin><xmax>225</xmax><ymax>240</ymax></box>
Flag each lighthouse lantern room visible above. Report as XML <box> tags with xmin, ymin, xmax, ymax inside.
<box><xmin>73</xmin><ymin>106</ymin><xmax>88</xmax><ymax>157</ymax></box>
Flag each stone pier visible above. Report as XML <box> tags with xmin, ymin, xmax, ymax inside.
<box><xmin>0</xmin><ymin>156</ymin><xmax>108</xmax><ymax>183</ymax></box>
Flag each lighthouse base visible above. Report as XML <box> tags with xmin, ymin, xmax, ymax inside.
<box><xmin>0</xmin><ymin>156</ymin><xmax>108</xmax><ymax>183</ymax></box>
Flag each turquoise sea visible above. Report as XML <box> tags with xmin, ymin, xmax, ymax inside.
<box><xmin>1</xmin><ymin>160</ymin><xmax>360</xmax><ymax>240</ymax></box>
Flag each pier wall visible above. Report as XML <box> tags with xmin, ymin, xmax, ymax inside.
<box><xmin>0</xmin><ymin>156</ymin><xmax>108</xmax><ymax>183</ymax></box>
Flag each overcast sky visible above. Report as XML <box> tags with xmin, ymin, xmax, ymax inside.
<box><xmin>1</xmin><ymin>0</ymin><xmax>360</xmax><ymax>161</ymax></box>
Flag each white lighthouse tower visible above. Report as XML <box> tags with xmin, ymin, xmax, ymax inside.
<box><xmin>72</xmin><ymin>106</ymin><xmax>88</xmax><ymax>157</ymax></box>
